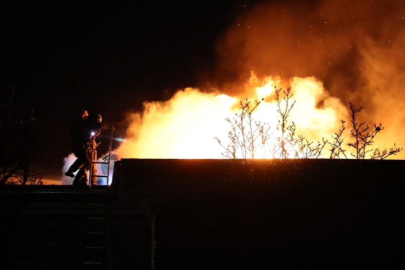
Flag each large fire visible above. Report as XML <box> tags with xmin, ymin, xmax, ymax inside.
<box><xmin>117</xmin><ymin>0</ymin><xmax>405</xmax><ymax>160</ymax></box>
<box><xmin>117</xmin><ymin>74</ymin><xmax>353</xmax><ymax>159</ymax></box>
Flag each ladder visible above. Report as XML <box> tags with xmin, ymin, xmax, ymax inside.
<box><xmin>89</xmin><ymin>126</ymin><xmax>115</xmax><ymax>188</ymax></box>
<box><xmin>83</xmin><ymin>126</ymin><xmax>115</xmax><ymax>269</ymax></box>
<box><xmin>83</xmin><ymin>188</ymin><xmax>113</xmax><ymax>270</ymax></box>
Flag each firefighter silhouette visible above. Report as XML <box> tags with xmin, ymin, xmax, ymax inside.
<box><xmin>65</xmin><ymin>110</ymin><xmax>102</xmax><ymax>187</ymax></box>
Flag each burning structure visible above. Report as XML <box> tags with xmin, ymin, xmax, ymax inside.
<box><xmin>2</xmin><ymin>0</ymin><xmax>405</xmax><ymax>269</ymax></box>
<box><xmin>115</xmin><ymin>0</ymin><xmax>405</xmax><ymax>161</ymax></box>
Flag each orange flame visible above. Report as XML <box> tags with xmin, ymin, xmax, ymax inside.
<box><xmin>117</xmin><ymin>74</ymin><xmax>355</xmax><ymax>159</ymax></box>
<box><xmin>116</xmin><ymin>0</ymin><xmax>405</xmax><ymax>160</ymax></box>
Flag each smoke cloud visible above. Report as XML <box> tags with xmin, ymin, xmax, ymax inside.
<box><xmin>215</xmin><ymin>0</ymin><xmax>405</xmax><ymax>157</ymax></box>
<box><xmin>117</xmin><ymin>0</ymin><xmax>405</xmax><ymax>159</ymax></box>
<box><xmin>61</xmin><ymin>153</ymin><xmax>76</xmax><ymax>185</ymax></box>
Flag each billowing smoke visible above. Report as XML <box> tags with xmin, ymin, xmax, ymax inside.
<box><xmin>117</xmin><ymin>0</ymin><xmax>405</xmax><ymax>159</ymax></box>
<box><xmin>61</xmin><ymin>153</ymin><xmax>76</xmax><ymax>185</ymax></box>
<box><xmin>215</xmin><ymin>0</ymin><xmax>405</xmax><ymax>155</ymax></box>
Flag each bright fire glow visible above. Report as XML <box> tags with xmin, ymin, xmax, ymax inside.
<box><xmin>117</xmin><ymin>74</ymin><xmax>351</xmax><ymax>159</ymax></box>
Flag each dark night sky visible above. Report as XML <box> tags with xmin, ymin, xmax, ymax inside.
<box><xmin>1</xmin><ymin>1</ymin><xmax>261</xmax><ymax>179</ymax></box>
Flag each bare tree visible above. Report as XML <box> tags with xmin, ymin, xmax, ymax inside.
<box><xmin>217</xmin><ymin>91</ymin><xmax>402</xmax><ymax>161</ymax></box>
<box><xmin>215</xmin><ymin>99</ymin><xmax>266</xmax><ymax>159</ymax></box>
<box><xmin>275</xmin><ymin>87</ymin><xmax>296</xmax><ymax>159</ymax></box>
<box><xmin>286</xmin><ymin>122</ymin><xmax>327</xmax><ymax>159</ymax></box>
<box><xmin>215</xmin><ymin>119</ymin><xmax>239</xmax><ymax>159</ymax></box>
<box><xmin>347</xmin><ymin>102</ymin><xmax>402</xmax><ymax>159</ymax></box>
<box><xmin>349</xmin><ymin>103</ymin><xmax>383</xmax><ymax>159</ymax></box>
<box><xmin>371</xmin><ymin>144</ymin><xmax>403</xmax><ymax>160</ymax></box>
<box><xmin>296</xmin><ymin>136</ymin><xmax>328</xmax><ymax>159</ymax></box>
<box><xmin>257</xmin><ymin>121</ymin><xmax>272</xmax><ymax>157</ymax></box>
<box><xmin>328</xmin><ymin>120</ymin><xmax>348</xmax><ymax>159</ymax></box>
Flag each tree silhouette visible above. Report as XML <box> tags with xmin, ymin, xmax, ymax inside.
<box><xmin>328</xmin><ymin>120</ymin><xmax>348</xmax><ymax>159</ymax></box>
<box><xmin>347</xmin><ymin>102</ymin><xmax>402</xmax><ymax>159</ymax></box>
<box><xmin>217</xmin><ymin>90</ymin><xmax>402</xmax><ymax>160</ymax></box>
<box><xmin>215</xmin><ymin>99</ymin><xmax>268</xmax><ymax>159</ymax></box>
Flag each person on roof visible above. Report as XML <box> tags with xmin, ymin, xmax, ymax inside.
<box><xmin>65</xmin><ymin>110</ymin><xmax>102</xmax><ymax>186</ymax></box>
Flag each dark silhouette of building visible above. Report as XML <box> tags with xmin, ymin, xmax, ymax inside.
<box><xmin>1</xmin><ymin>159</ymin><xmax>404</xmax><ymax>269</ymax></box>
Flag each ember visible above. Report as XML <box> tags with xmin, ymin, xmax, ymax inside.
<box><xmin>117</xmin><ymin>0</ymin><xmax>405</xmax><ymax>160</ymax></box>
